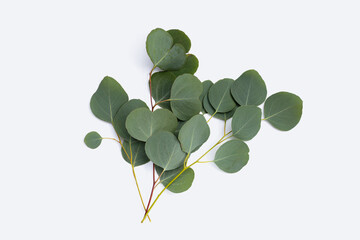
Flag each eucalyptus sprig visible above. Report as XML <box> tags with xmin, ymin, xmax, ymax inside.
<box><xmin>84</xmin><ymin>28</ymin><xmax>303</xmax><ymax>222</ymax></box>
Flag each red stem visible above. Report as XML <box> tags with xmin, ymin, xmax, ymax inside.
<box><xmin>144</xmin><ymin>164</ymin><xmax>156</xmax><ymax>216</ymax></box>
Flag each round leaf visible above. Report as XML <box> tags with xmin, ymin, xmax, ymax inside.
<box><xmin>90</xmin><ymin>76</ymin><xmax>128</xmax><ymax>123</ymax></box>
<box><xmin>231</xmin><ymin>70</ymin><xmax>267</xmax><ymax>106</ymax></box>
<box><xmin>155</xmin><ymin>166</ymin><xmax>195</xmax><ymax>193</ymax></box>
<box><xmin>121</xmin><ymin>138</ymin><xmax>150</xmax><ymax>167</ymax></box>
<box><xmin>113</xmin><ymin>99</ymin><xmax>148</xmax><ymax>140</ymax></box>
<box><xmin>232</xmin><ymin>106</ymin><xmax>262</xmax><ymax>141</ymax></box>
<box><xmin>264</xmin><ymin>92</ymin><xmax>303</xmax><ymax>131</ymax></box>
<box><xmin>126</xmin><ymin>108</ymin><xmax>178</xmax><ymax>142</ymax></box>
<box><xmin>146</xmin><ymin>28</ymin><xmax>186</xmax><ymax>70</ymax></box>
<box><xmin>214</xmin><ymin>140</ymin><xmax>249</xmax><ymax>173</ymax></box>
<box><xmin>145</xmin><ymin>131</ymin><xmax>186</xmax><ymax>171</ymax></box>
<box><xmin>208</xmin><ymin>78</ymin><xmax>236</xmax><ymax>113</ymax></box>
<box><xmin>84</xmin><ymin>131</ymin><xmax>102</xmax><ymax>149</ymax></box>
<box><xmin>167</xmin><ymin>29</ymin><xmax>191</xmax><ymax>53</ymax></box>
<box><xmin>178</xmin><ymin>115</ymin><xmax>210</xmax><ymax>153</ymax></box>
<box><xmin>170</xmin><ymin>73</ymin><xmax>203</xmax><ymax>121</ymax></box>
<box><xmin>170</xmin><ymin>54</ymin><xmax>199</xmax><ymax>76</ymax></box>
<box><xmin>203</xmin><ymin>93</ymin><xmax>237</xmax><ymax>120</ymax></box>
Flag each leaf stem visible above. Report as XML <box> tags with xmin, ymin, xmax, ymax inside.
<box><xmin>140</xmin><ymin>130</ymin><xmax>232</xmax><ymax>222</ymax></box>
<box><xmin>152</xmin><ymin>99</ymin><xmax>172</xmax><ymax>111</ymax></box>
<box><xmin>101</xmin><ymin>137</ymin><xmax>120</xmax><ymax>143</ymax></box>
<box><xmin>207</xmin><ymin>111</ymin><xmax>217</xmax><ymax>123</ymax></box>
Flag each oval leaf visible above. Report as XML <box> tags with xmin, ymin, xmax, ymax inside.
<box><xmin>146</xmin><ymin>28</ymin><xmax>186</xmax><ymax>70</ymax></box>
<box><xmin>170</xmin><ymin>54</ymin><xmax>199</xmax><ymax>76</ymax></box>
<box><xmin>232</xmin><ymin>106</ymin><xmax>262</xmax><ymax>141</ymax></box>
<box><xmin>203</xmin><ymin>93</ymin><xmax>237</xmax><ymax>120</ymax></box>
<box><xmin>90</xmin><ymin>76</ymin><xmax>128</xmax><ymax>123</ymax></box>
<box><xmin>151</xmin><ymin>72</ymin><xmax>176</xmax><ymax>110</ymax></box>
<box><xmin>121</xmin><ymin>138</ymin><xmax>150</xmax><ymax>167</ymax></box>
<box><xmin>113</xmin><ymin>99</ymin><xmax>148</xmax><ymax>140</ymax></box>
<box><xmin>167</xmin><ymin>29</ymin><xmax>191</xmax><ymax>53</ymax></box>
<box><xmin>84</xmin><ymin>131</ymin><xmax>102</xmax><ymax>149</ymax></box>
<box><xmin>231</xmin><ymin>70</ymin><xmax>267</xmax><ymax>106</ymax></box>
<box><xmin>155</xmin><ymin>166</ymin><xmax>195</xmax><ymax>193</ymax></box>
<box><xmin>214</xmin><ymin>140</ymin><xmax>249</xmax><ymax>173</ymax></box>
<box><xmin>178</xmin><ymin>115</ymin><xmax>210</xmax><ymax>153</ymax></box>
<box><xmin>208</xmin><ymin>78</ymin><xmax>236</xmax><ymax>113</ymax></box>
<box><xmin>264</xmin><ymin>92</ymin><xmax>303</xmax><ymax>131</ymax></box>
<box><xmin>170</xmin><ymin>73</ymin><xmax>203</xmax><ymax>121</ymax></box>
<box><xmin>126</xmin><ymin>108</ymin><xmax>178</xmax><ymax>142</ymax></box>
<box><xmin>200</xmin><ymin>80</ymin><xmax>213</xmax><ymax>112</ymax></box>
<box><xmin>145</xmin><ymin>131</ymin><xmax>186</xmax><ymax>171</ymax></box>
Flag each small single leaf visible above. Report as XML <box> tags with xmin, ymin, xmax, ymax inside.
<box><xmin>126</xmin><ymin>108</ymin><xmax>178</xmax><ymax>142</ymax></box>
<box><xmin>113</xmin><ymin>99</ymin><xmax>148</xmax><ymax>140</ymax></box>
<box><xmin>146</xmin><ymin>28</ymin><xmax>186</xmax><ymax>70</ymax></box>
<box><xmin>170</xmin><ymin>73</ymin><xmax>203</xmax><ymax>121</ymax></box>
<box><xmin>145</xmin><ymin>131</ymin><xmax>186</xmax><ymax>171</ymax></box>
<box><xmin>84</xmin><ymin>131</ymin><xmax>102</xmax><ymax>149</ymax></box>
<box><xmin>232</xmin><ymin>106</ymin><xmax>262</xmax><ymax>141</ymax></box>
<box><xmin>167</xmin><ymin>29</ymin><xmax>191</xmax><ymax>53</ymax></box>
<box><xmin>90</xmin><ymin>76</ymin><xmax>128</xmax><ymax>123</ymax></box>
<box><xmin>203</xmin><ymin>93</ymin><xmax>237</xmax><ymax>120</ymax></box>
<box><xmin>208</xmin><ymin>78</ymin><xmax>236</xmax><ymax>113</ymax></box>
<box><xmin>155</xmin><ymin>166</ymin><xmax>195</xmax><ymax>193</ymax></box>
<box><xmin>214</xmin><ymin>140</ymin><xmax>249</xmax><ymax>173</ymax></box>
<box><xmin>178</xmin><ymin>115</ymin><xmax>210</xmax><ymax>153</ymax></box>
<box><xmin>200</xmin><ymin>80</ymin><xmax>213</xmax><ymax>112</ymax></box>
<box><xmin>231</xmin><ymin>70</ymin><xmax>267</xmax><ymax>106</ymax></box>
<box><xmin>121</xmin><ymin>138</ymin><xmax>150</xmax><ymax>167</ymax></box>
<box><xmin>264</xmin><ymin>92</ymin><xmax>303</xmax><ymax>131</ymax></box>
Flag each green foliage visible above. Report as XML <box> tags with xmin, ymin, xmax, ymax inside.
<box><xmin>90</xmin><ymin>76</ymin><xmax>128</xmax><ymax>123</ymax></box>
<box><xmin>84</xmin><ymin>27</ymin><xmax>304</xmax><ymax>222</ymax></box>
<box><xmin>126</xmin><ymin>108</ymin><xmax>178</xmax><ymax>142</ymax></box>
<box><xmin>84</xmin><ymin>131</ymin><xmax>102</xmax><ymax>149</ymax></box>
<box><xmin>214</xmin><ymin>140</ymin><xmax>249</xmax><ymax>173</ymax></box>
<box><xmin>264</xmin><ymin>92</ymin><xmax>303</xmax><ymax>131</ymax></box>
<box><xmin>145</xmin><ymin>131</ymin><xmax>186</xmax><ymax>171</ymax></box>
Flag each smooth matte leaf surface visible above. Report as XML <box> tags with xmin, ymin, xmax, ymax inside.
<box><xmin>155</xmin><ymin>166</ymin><xmax>194</xmax><ymax>193</ymax></box>
<box><xmin>170</xmin><ymin>54</ymin><xmax>199</xmax><ymax>76</ymax></box>
<box><xmin>151</xmin><ymin>72</ymin><xmax>176</xmax><ymax>110</ymax></box>
<box><xmin>146</xmin><ymin>28</ymin><xmax>186</xmax><ymax>70</ymax></box>
<box><xmin>126</xmin><ymin>108</ymin><xmax>178</xmax><ymax>141</ymax></box>
<box><xmin>167</xmin><ymin>29</ymin><xmax>191</xmax><ymax>53</ymax></box>
<box><xmin>90</xmin><ymin>76</ymin><xmax>128</xmax><ymax>123</ymax></box>
<box><xmin>214</xmin><ymin>140</ymin><xmax>249</xmax><ymax>173</ymax></box>
<box><xmin>121</xmin><ymin>138</ymin><xmax>150</xmax><ymax>167</ymax></box>
<box><xmin>203</xmin><ymin>93</ymin><xmax>237</xmax><ymax>120</ymax></box>
<box><xmin>178</xmin><ymin>115</ymin><xmax>210</xmax><ymax>153</ymax></box>
<box><xmin>231</xmin><ymin>70</ymin><xmax>267</xmax><ymax>106</ymax></box>
<box><xmin>84</xmin><ymin>131</ymin><xmax>102</xmax><ymax>149</ymax></box>
<box><xmin>113</xmin><ymin>99</ymin><xmax>148</xmax><ymax>140</ymax></box>
<box><xmin>200</xmin><ymin>80</ymin><xmax>213</xmax><ymax>112</ymax></box>
<box><xmin>170</xmin><ymin>74</ymin><xmax>203</xmax><ymax>121</ymax></box>
<box><xmin>264</xmin><ymin>92</ymin><xmax>303</xmax><ymax>131</ymax></box>
<box><xmin>232</xmin><ymin>106</ymin><xmax>262</xmax><ymax>141</ymax></box>
<box><xmin>145</xmin><ymin>131</ymin><xmax>186</xmax><ymax>171</ymax></box>
<box><xmin>208</xmin><ymin>78</ymin><xmax>236</xmax><ymax>113</ymax></box>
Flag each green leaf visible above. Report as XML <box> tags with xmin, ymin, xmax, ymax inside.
<box><xmin>200</xmin><ymin>80</ymin><xmax>213</xmax><ymax>112</ymax></box>
<box><xmin>126</xmin><ymin>108</ymin><xmax>178</xmax><ymax>142</ymax></box>
<box><xmin>121</xmin><ymin>138</ymin><xmax>150</xmax><ymax>167</ymax></box>
<box><xmin>214</xmin><ymin>140</ymin><xmax>249</xmax><ymax>173</ymax></box>
<box><xmin>90</xmin><ymin>76</ymin><xmax>128</xmax><ymax>123</ymax></box>
<box><xmin>208</xmin><ymin>78</ymin><xmax>236</xmax><ymax>113</ymax></box>
<box><xmin>145</xmin><ymin>131</ymin><xmax>186</xmax><ymax>171</ymax></box>
<box><xmin>84</xmin><ymin>131</ymin><xmax>102</xmax><ymax>149</ymax></box>
<box><xmin>155</xmin><ymin>166</ymin><xmax>194</xmax><ymax>193</ymax></box>
<box><xmin>232</xmin><ymin>106</ymin><xmax>262</xmax><ymax>141</ymax></box>
<box><xmin>203</xmin><ymin>93</ymin><xmax>237</xmax><ymax>120</ymax></box>
<box><xmin>178</xmin><ymin>115</ymin><xmax>210</xmax><ymax>153</ymax></box>
<box><xmin>146</xmin><ymin>28</ymin><xmax>186</xmax><ymax>70</ymax></box>
<box><xmin>113</xmin><ymin>99</ymin><xmax>148</xmax><ymax>140</ymax></box>
<box><xmin>170</xmin><ymin>73</ymin><xmax>203</xmax><ymax>121</ymax></box>
<box><xmin>264</xmin><ymin>92</ymin><xmax>303</xmax><ymax>131</ymax></box>
<box><xmin>174</xmin><ymin>120</ymin><xmax>186</xmax><ymax>137</ymax></box>
<box><xmin>231</xmin><ymin>70</ymin><xmax>267</xmax><ymax>106</ymax></box>
<box><xmin>151</xmin><ymin>54</ymin><xmax>199</xmax><ymax>110</ymax></box>
<box><xmin>167</xmin><ymin>29</ymin><xmax>191</xmax><ymax>53</ymax></box>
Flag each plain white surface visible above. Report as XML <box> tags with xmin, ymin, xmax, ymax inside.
<box><xmin>1</xmin><ymin>0</ymin><xmax>359</xmax><ymax>239</ymax></box>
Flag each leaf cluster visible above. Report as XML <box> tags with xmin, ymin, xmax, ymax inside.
<box><xmin>84</xmin><ymin>28</ymin><xmax>303</xmax><ymax>221</ymax></box>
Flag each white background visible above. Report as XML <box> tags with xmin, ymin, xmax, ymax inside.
<box><xmin>1</xmin><ymin>0</ymin><xmax>359</xmax><ymax>239</ymax></box>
